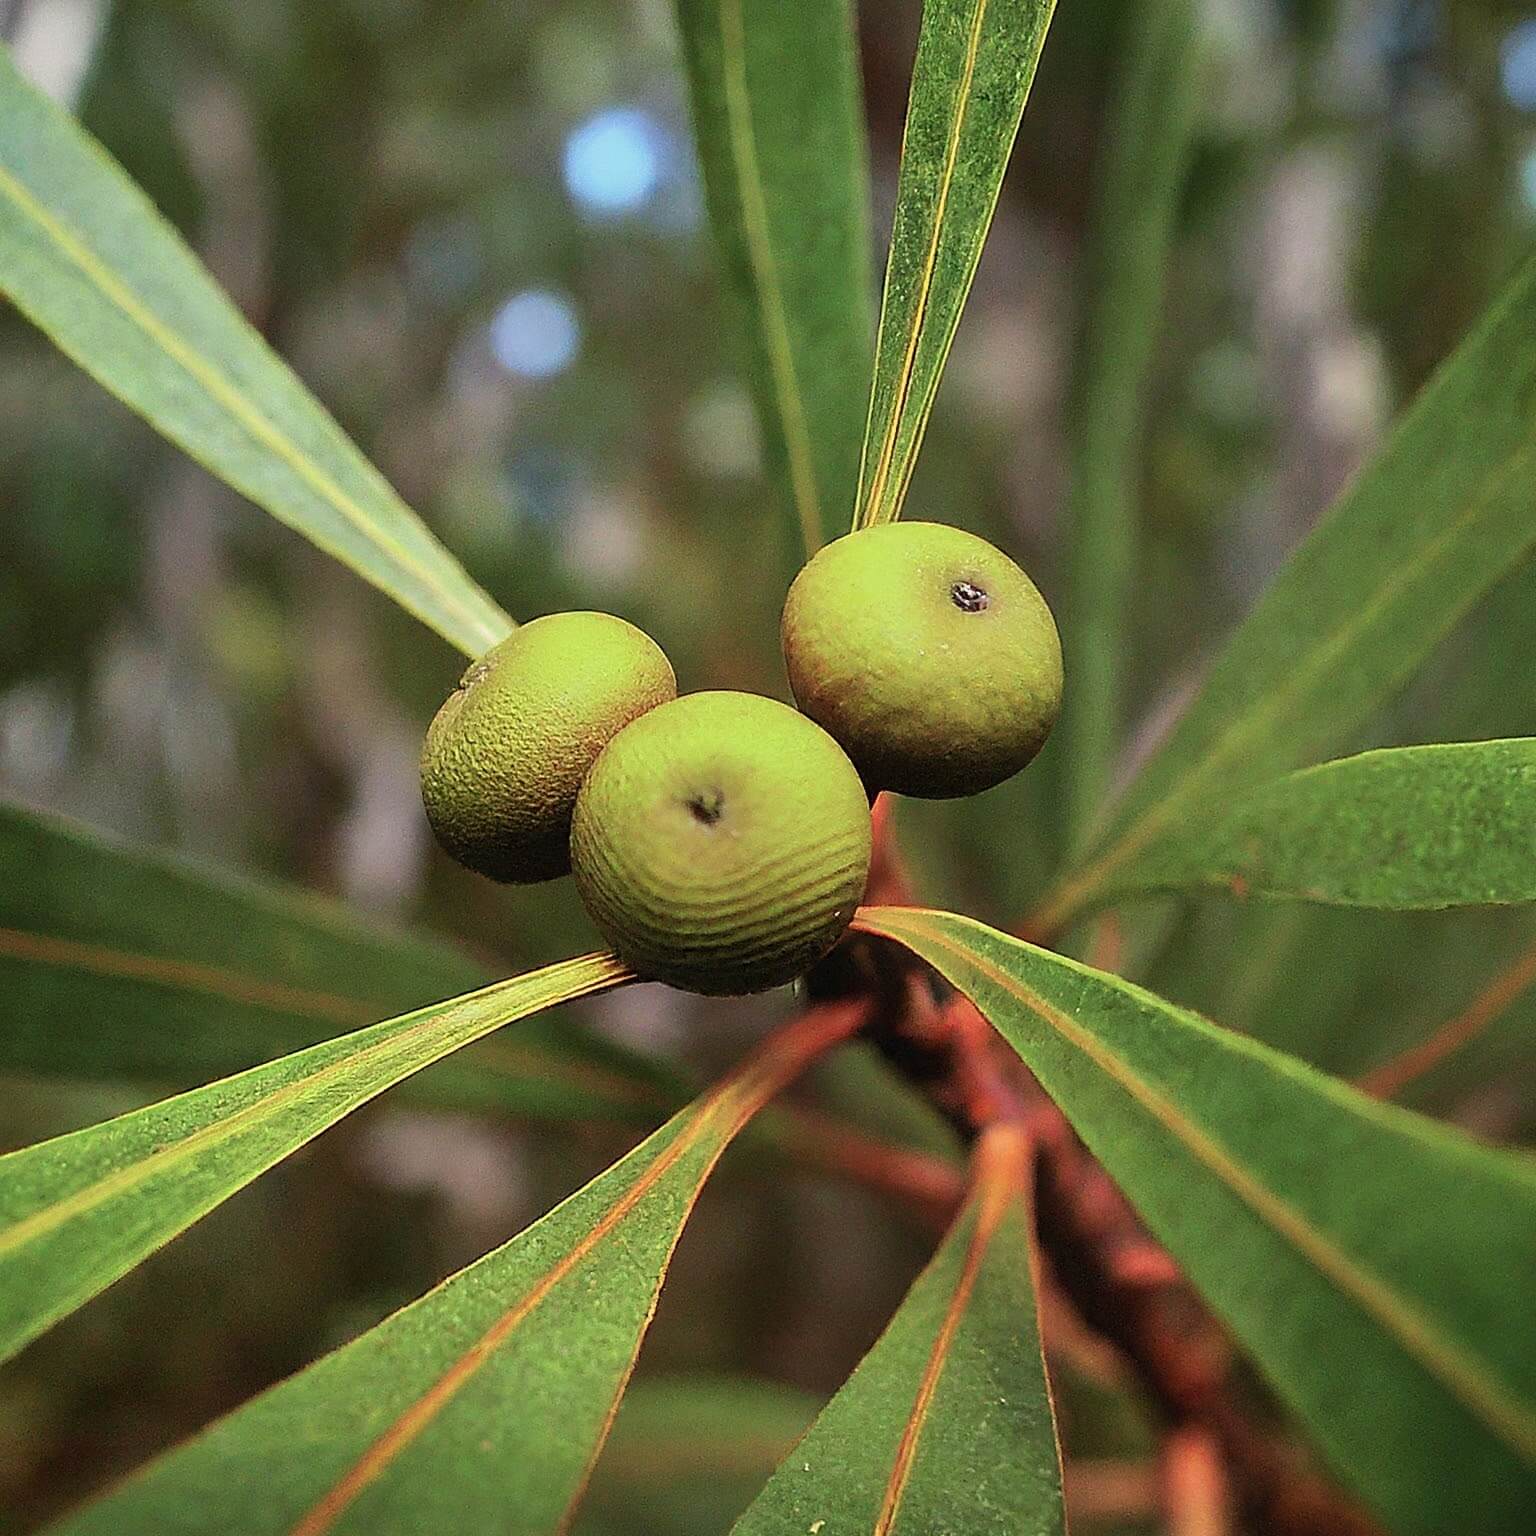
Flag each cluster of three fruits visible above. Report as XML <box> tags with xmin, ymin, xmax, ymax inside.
<box><xmin>421</xmin><ymin>524</ymin><xmax>1063</xmax><ymax>995</ymax></box>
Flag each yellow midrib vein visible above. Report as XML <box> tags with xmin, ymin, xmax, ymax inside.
<box><xmin>0</xmin><ymin>157</ymin><xmax>500</xmax><ymax>652</ymax></box>
<box><xmin>884</xmin><ymin>1</ymin><xmax>1056</xmax><ymax>525</ymax></box>
<box><xmin>872</xmin><ymin>912</ymin><xmax>1536</xmax><ymax>1461</ymax></box>
<box><xmin>1045</xmin><ymin>421</ymin><xmax>1536</xmax><ymax>929</ymax></box>
<box><xmin>875</xmin><ymin>1125</ymin><xmax>1028</xmax><ymax>1535</ymax></box>
<box><xmin>859</xmin><ymin>0</ymin><xmax>991</xmax><ymax>530</ymax></box>
<box><xmin>285</xmin><ymin>1002</ymin><xmax>861</xmax><ymax>1536</ymax></box>
<box><xmin>288</xmin><ymin>1098</ymin><xmax>733</xmax><ymax>1536</ymax></box>
<box><xmin>0</xmin><ymin>957</ymin><xmax>628</xmax><ymax>1261</ymax></box>
<box><xmin>718</xmin><ymin>0</ymin><xmax>823</xmax><ymax>559</ymax></box>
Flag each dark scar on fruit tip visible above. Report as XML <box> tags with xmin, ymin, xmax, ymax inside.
<box><xmin>950</xmin><ymin>580</ymin><xmax>989</xmax><ymax>612</ymax></box>
<box><xmin>686</xmin><ymin>789</ymin><xmax>725</xmax><ymax>826</ymax></box>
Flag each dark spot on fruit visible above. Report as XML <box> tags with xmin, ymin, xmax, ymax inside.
<box><xmin>950</xmin><ymin>580</ymin><xmax>989</xmax><ymax>613</ymax></box>
<box><xmin>686</xmin><ymin>789</ymin><xmax>725</xmax><ymax>826</ymax></box>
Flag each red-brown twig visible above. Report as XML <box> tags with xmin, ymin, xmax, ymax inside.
<box><xmin>1064</xmin><ymin>1458</ymin><xmax>1160</xmax><ymax>1523</ymax></box>
<box><xmin>809</xmin><ymin>917</ymin><xmax>1383</xmax><ymax>1536</ymax></box>
<box><xmin>1164</xmin><ymin>1427</ymin><xmax>1232</xmax><ymax>1536</ymax></box>
<box><xmin>1023</xmin><ymin>1076</ymin><xmax>1383</xmax><ymax>1536</ymax></box>
<box><xmin>770</xmin><ymin>1102</ymin><xmax>965</xmax><ymax>1231</ymax></box>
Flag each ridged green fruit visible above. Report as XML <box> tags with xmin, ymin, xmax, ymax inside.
<box><xmin>570</xmin><ymin>691</ymin><xmax>872</xmax><ymax>995</ymax></box>
<box><xmin>421</xmin><ymin>612</ymin><xmax>676</xmax><ymax>883</ymax></box>
<box><xmin>781</xmin><ymin>522</ymin><xmax>1063</xmax><ymax>798</ymax></box>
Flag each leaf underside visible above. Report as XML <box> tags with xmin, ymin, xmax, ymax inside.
<box><xmin>1102</xmin><ymin>738</ymin><xmax>1536</xmax><ymax>910</ymax></box>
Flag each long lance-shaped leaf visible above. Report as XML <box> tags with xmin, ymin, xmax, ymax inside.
<box><xmin>0</xmin><ymin>952</ymin><xmax>634</xmax><ymax>1364</ymax></box>
<box><xmin>0</xmin><ymin>801</ymin><xmax>673</xmax><ymax>1122</ymax></box>
<box><xmin>676</xmin><ymin>0</ymin><xmax>873</xmax><ymax>562</ymax></box>
<box><xmin>1035</xmin><ymin>252</ymin><xmax>1536</xmax><ymax>933</ymax></box>
<box><xmin>732</xmin><ymin>1122</ymin><xmax>1063</xmax><ymax>1536</ymax></box>
<box><xmin>855</xmin><ymin>906</ymin><xmax>1536</xmax><ymax>1536</ymax></box>
<box><xmin>46</xmin><ymin>1002</ymin><xmax>867</xmax><ymax>1536</ymax></box>
<box><xmin>1095</xmin><ymin>738</ymin><xmax>1536</xmax><ymax>910</ymax></box>
<box><xmin>0</xmin><ymin>45</ymin><xmax>510</xmax><ymax>657</ymax></box>
<box><xmin>854</xmin><ymin>0</ymin><xmax>1057</xmax><ymax>530</ymax></box>
<box><xmin>1059</xmin><ymin>0</ymin><xmax>1205</xmax><ymax>847</ymax></box>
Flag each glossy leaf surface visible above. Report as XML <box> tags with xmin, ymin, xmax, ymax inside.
<box><xmin>1040</xmin><ymin>252</ymin><xmax>1536</xmax><ymax>930</ymax></box>
<box><xmin>677</xmin><ymin>0</ymin><xmax>873</xmax><ymax>560</ymax></box>
<box><xmin>0</xmin><ymin>953</ymin><xmax>632</xmax><ymax>1363</ymax></box>
<box><xmin>0</xmin><ymin>46</ymin><xmax>510</xmax><ymax>657</ymax></box>
<box><xmin>855</xmin><ymin>0</ymin><xmax>1057</xmax><ymax>529</ymax></box>
<box><xmin>47</xmin><ymin>1005</ymin><xmax>862</xmax><ymax>1536</ymax></box>
<box><xmin>733</xmin><ymin>1122</ymin><xmax>1063</xmax><ymax>1535</ymax></box>
<box><xmin>0</xmin><ymin>802</ymin><xmax>671</xmax><ymax>1121</ymax></box>
<box><xmin>1106</xmin><ymin>739</ymin><xmax>1536</xmax><ymax>909</ymax></box>
<box><xmin>856</xmin><ymin>906</ymin><xmax>1536</xmax><ymax>1536</ymax></box>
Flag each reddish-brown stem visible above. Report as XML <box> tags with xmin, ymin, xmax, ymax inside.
<box><xmin>1025</xmin><ymin>1082</ymin><xmax>1383</xmax><ymax>1536</ymax></box>
<box><xmin>770</xmin><ymin>1103</ymin><xmax>965</xmax><ymax>1230</ymax></box>
<box><xmin>1164</xmin><ymin>1427</ymin><xmax>1232</xmax><ymax>1536</ymax></box>
<box><xmin>810</xmin><ymin>912</ymin><xmax>1384</xmax><ymax>1536</ymax></box>
<box><xmin>1083</xmin><ymin>912</ymin><xmax>1125</xmax><ymax>973</ymax></box>
<box><xmin>1064</xmin><ymin>1459</ymin><xmax>1160</xmax><ymax>1523</ymax></box>
<box><xmin>1355</xmin><ymin>934</ymin><xmax>1536</xmax><ymax>1100</ymax></box>
<box><xmin>866</xmin><ymin>791</ymin><xmax>918</xmax><ymax>908</ymax></box>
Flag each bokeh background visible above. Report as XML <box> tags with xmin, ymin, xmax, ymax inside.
<box><xmin>2</xmin><ymin>0</ymin><xmax>1534</xmax><ymax>1530</ymax></box>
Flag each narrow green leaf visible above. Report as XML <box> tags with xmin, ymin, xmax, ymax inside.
<box><xmin>1039</xmin><ymin>252</ymin><xmax>1536</xmax><ymax>931</ymax></box>
<box><xmin>733</xmin><ymin>1123</ymin><xmax>1063</xmax><ymax>1536</ymax></box>
<box><xmin>47</xmin><ymin>1006</ymin><xmax>862</xmax><ymax>1536</ymax></box>
<box><xmin>0</xmin><ymin>952</ymin><xmax>632</xmax><ymax>1364</ymax></box>
<box><xmin>857</xmin><ymin>906</ymin><xmax>1536</xmax><ymax>1536</ymax></box>
<box><xmin>1059</xmin><ymin>0</ymin><xmax>1205</xmax><ymax>846</ymax></box>
<box><xmin>676</xmin><ymin>0</ymin><xmax>874</xmax><ymax>561</ymax></box>
<box><xmin>855</xmin><ymin>0</ymin><xmax>1057</xmax><ymax>530</ymax></box>
<box><xmin>0</xmin><ymin>801</ymin><xmax>672</xmax><ymax>1122</ymax></box>
<box><xmin>0</xmin><ymin>45</ymin><xmax>510</xmax><ymax>657</ymax></box>
<box><xmin>1101</xmin><ymin>739</ymin><xmax>1536</xmax><ymax>910</ymax></box>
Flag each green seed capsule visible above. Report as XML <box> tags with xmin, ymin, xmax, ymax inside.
<box><xmin>781</xmin><ymin>522</ymin><xmax>1063</xmax><ymax>798</ymax></box>
<box><xmin>421</xmin><ymin>611</ymin><xmax>676</xmax><ymax>883</ymax></box>
<box><xmin>570</xmin><ymin>691</ymin><xmax>872</xmax><ymax>994</ymax></box>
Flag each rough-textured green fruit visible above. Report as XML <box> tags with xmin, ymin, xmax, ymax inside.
<box><xmin>781</xmin><ymin>521</ymin><xmax>1063</xmax><ymax>798</ymax></box>
<box><xmin>421</xmin><ymin>612</ymin><xmax>676</xmax><ymax>883</ymax></box>
<box><xmin>570</xmin><ymin>691</ymin><xmax>872</xmax><ymax>995</ymax></box>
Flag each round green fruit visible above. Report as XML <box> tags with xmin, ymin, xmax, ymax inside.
<box><xmin>570</xmin><ymin>691</ymin><xmax>872</xmax><ymax>995</ymax></box>
<box><xmin>421</xmin><ymin>611</ymin><xmax>676</xmax><ymax>883</ymax></box>
<box><xmin>781</xmin><ymin>521</ymin><xmax>1063</xmax><ymax>798</ymax></box>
